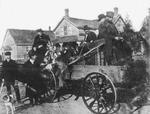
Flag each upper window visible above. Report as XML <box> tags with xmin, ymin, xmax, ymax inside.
<box><xmin>63</xmin><ymin>26</ymin><xmax>68</xmax><ymax>35</ymax></box>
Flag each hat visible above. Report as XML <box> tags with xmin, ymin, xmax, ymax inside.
<box><xmin>62</xmin><ymin>42</ymin><xmax>69</xmax><ymax>47</ymax></box>
<box><xmin>5</xmin><ymin>52</ymin><xmax>11</xmax><ymax>56</ymax></box>
<box><xmin>83</xmin><ymin>25</ymin><xmax>91</xmax><ymax>31</ymax></box>
<box><xmin>28</xmin><ymin>50</ymin><xmax>36</xmax><ymax>58</ymax></box>
<box><xmin>55</xmin><ymin>43</ymin><xmax>60</xmax><ymax>47</ymax></box>
<box><xmin>98</xmin><ymin>14</ymin><xmax>106</xmax><ymax>21</ymax></box>
<box><xmin>36</xmin><ymin>28</ymin><xmax>43</xmax><ymax>33</ymax></box>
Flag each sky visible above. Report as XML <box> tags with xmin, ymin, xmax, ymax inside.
<box><xmin>0</xmin><ymin>0</ymin><xmax>150</xmax><ymax>48</ymax></box>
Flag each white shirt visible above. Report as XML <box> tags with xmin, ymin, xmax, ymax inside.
<box><xmin>29</xmin><ymin>59</ymin><xmax>34</xmax><ymax>64</ymax></box>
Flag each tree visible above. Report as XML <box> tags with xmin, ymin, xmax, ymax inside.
<box><xmin>140</xmin><ymin>15</ymin><xmax>150</xmax><ymax>41</ymax></box>
<box><xmin>121</xmin><ymin>15</ymin><xmax>134</xmax><ymax>42</ymax></box>
<box><xmin>140</xmin><ymin>13</ymin><xmax>150</xmax><ymax>56</ymax></box>
<box><xmin>121</xmin><ymin>16</ymin><xmax>143</xmax><ymax>54</ymax></box>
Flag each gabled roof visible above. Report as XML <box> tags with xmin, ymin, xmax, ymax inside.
<box><xmin>54</xmin><ymin>15</ymin><xmax>125</xmax><ymax>32</ymax></box>
<box><xmin>6</xmin><ymin>29</ymin><xmax>55</xmax><ymax>46</ymax></box>
<box><xmin>53</xmin><ymin>16</ymin><xmax>99</xmax><ymax>31</ymax></box>
<box><xmin>112</xmin><ymin>15</ymin><xmax>125</xmax><ymax>24</ymax></box>
<box><xmin>67</xmin><ymin>17</ymin><xmax>99</xmax><ymax>30</ymax></box>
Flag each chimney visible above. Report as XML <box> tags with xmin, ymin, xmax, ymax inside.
<box><xmin>148</xmin><ymin>8</ymin><xmax>150</xmax><ymax>16</ymax></box>
<box><xmin>106</xmin><ymin>11</ymin><xmax>114</xmax><ymax>18</ymax></box>
<box><xmin>114</xmin><ymin>7</ymin><xmax>118</xmax><ymax>16</ymax></box>
<box><xmin>49</xmin><ymin>26</ymin><xmax>51</xmax><ymax>31</ymax></box>
<box><xmin>65</xmin><ymin>9</ymin><xmax>69</xmax><ymax>17</ymax></box>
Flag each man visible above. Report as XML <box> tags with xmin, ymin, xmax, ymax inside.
<box><xmin>83</xmin><ymin>25</ymin><xmax>98</xmax><ymax>43</ymax></box>
<box><xmin>2</xmin><ymin>52</ymin><xmax>21</xmax><ymax>103</ymax></box>
<box><xmin>98</xmin><ymin>14</ymin><xmax>118</xmax><ymax>65</ymax></box>
<box><xmin>54</xmin><ymin>43</ymin><xmax>61</xmax><ymax>58</ymax></box>
<box><xmin>32</xmin><ymin>29</ymin><xmax>51</xmax><ymax>64</ymax></box>
<box><xmin>24</xmin><ymin>50</ymin><xmax>46</xmax><ymax>105</ymax></box>
<box><xmin>55</xmin><ymin>55</ymin><xmax>69</xmax><ymax>88</ymax></box>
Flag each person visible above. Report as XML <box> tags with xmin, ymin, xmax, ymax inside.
<box><xmin>54</xmin><ymin>55</ymin><xmax>70</xmax><ymax>89</ymax></box>
<box><xmin>98</xmin><ymin>14</ymin><xmax>118</xmax><ymax>65</ymax></box>
<box><xmin>23</xmin><ymin>50</ymin><xmax>46</xmax><ymax>105</ymax></box>
<box><xmin>69</xmin><ymin>42</ymin><xmax>79</xmax><ymax>56</ymax></box>
<box><xmin>2</xmin><ymin>52</ymin><xmax>21</xmax><ymax>103</ymax></box>
<box><xmin>32</xmin><ymin>29</ymin><xmax>51</xmax><ymax>65</ymax></box>
<box><xmin>54</xmin><ymin>43</ymin><xmax>61</xmax><ymax>58</ymax></box>
<box><xmin>83</xmin><ymin>25</ymin><xmax>98</xmax><ymax>43</ymax></box>
<box><xmin>61</xmin><ymin>42</ymin><xmax>77</xmax><ymax>63</ymax></box>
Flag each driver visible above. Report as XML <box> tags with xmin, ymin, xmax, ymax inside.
<box><xmin>32</xmin><ymin>29</ymin><xmax>51</xmax><ymax>65</ymax></box>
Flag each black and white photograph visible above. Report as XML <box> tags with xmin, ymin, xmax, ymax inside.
<box><xmin>0</xmin><ymin>0</ymin><xmax>150</xmax><ymax>114</ymax></box>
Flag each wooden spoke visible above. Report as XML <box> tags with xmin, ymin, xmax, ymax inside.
<box><xmin>101</xmin><ymin>100</ymin><xmax>109</xmax><ymax>113</ymax></box>
<box><xmin>96</xmin><ymin>75</ymin><xmax>100</xmax><ymax>85</ymax></box>
<box><xmin>89</xmin><ymin>99</ymin><xmax>97</xmax><ymax>108</ymax></box>
<box><xmin>89</xmin><ymin>77</ymin><xmax>95</xmax><ymax>88</ymax></box>
<box><xmin>99</xmin><ymin>104</ymin><xmax>104</xmax><ymax>113</ymax></box>
<box><xmin>44</xmin><ymin>70</ymin><xmax>57</xmax><ymax>103</ymax></box>
<box><xmin>85</xmin><ymin>96</ymin><xmax>93</xmax><ymax>101</ymax></box>
<box><xmin>97</xmin><ymin>98</ymin><xmax>100</xmax><ymax>112</ymax></box>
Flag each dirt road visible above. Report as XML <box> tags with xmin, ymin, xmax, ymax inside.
<box><xmin>0</xmin><ymin>95</ymin><xmax>92</xmax><ymax>114</ymax></box>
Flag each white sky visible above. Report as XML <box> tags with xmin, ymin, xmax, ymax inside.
<box><xmin>0</xmin><ymin>0</ymin><xmax>150</xmax><ymax>47</ymax></box>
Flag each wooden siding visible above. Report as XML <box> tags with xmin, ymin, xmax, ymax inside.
<box><xmin>17</xmin><ymin>45</ymin><xmax>32</xmax><ymax>63</ymax></box>
<box><xmin>54</xmin><ymin>19</ymin><xmax>79</xmax><ymax>37</ymax></box>
<box><xmin>1</xmin><ymin>31</ymin><xmax>17</xmax><ymax>60</ymax></box>
<box><xmin>115</xmin><ymin>17</ymin><xmax>125</xmax><ymax>33</ymax></box>
<box><xmin>71</xmin><ymin>65</ymin><xmax>124</xmax><ymax>83</ymax></box>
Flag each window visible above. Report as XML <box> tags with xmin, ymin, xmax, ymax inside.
<box><xmin>63</xmin><ymin>26</ymin><xmax>68</xmax><ymax>35</ymax></box>
<box><xmin>68</xmin><ymin>26</ymin><xmax>72</xmax><ymax>35</ymax></box>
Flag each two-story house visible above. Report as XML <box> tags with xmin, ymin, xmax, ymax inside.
<box><xmin>54</xmin><ymin>7</ymin><xmax>126</xmax><ymax>40</ymax></box>
<box><xmin>53</xmin><ymin>8</ymin><xmax>126</xmax><ymax>65</ymax></box>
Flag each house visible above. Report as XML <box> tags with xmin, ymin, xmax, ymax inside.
<box><xmin>53</xmin><ymin>8</ymin><xmax>126</xmax><ymax>65</ymax></box>
<box><xmin>53</xmin><ymin>9</ymin><xmax>98</xmax><ymax>42</ymax></box>
<box><xmin>1</xmin><ymin>29</ymin><xmax>55</xmax><ymax>63</ymax></box>
<box><xmin>53</xmin><ymin>7</ymin><xmax>126</xmax><ymax>41</ymax></box>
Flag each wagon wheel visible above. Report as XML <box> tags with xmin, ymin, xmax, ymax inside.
<box><xmin>109</xmin><ymin>103</ymin><xmax>120</xmax><ymax>114</ymax></box>
<box><xmin>44</xmin><ymin>70</ymin><xmax>57</xmax><ymax>103</ymax></box>
<box><xmin>82</xmin><ymin>72</ymin><xmax>117</xmax><ymax>114</ymax></box>
<box><xmin>53</xmin><ymin>81</ymin><xmax>73</xmax><ymax>103</ymax></box>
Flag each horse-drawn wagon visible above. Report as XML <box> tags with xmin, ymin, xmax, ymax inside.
<box><xmin>1</xmin><ymin>29</ymin><xmax>149</xmax><ymax>114</ymax></box>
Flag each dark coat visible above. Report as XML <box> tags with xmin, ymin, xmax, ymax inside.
<box><xmin>98</xmin><ymin>19</ymin><xmax>118</xmax><ymax>38</ymax></box>
<box><xmin>98</xmin><ymin>18</ymin><xmax>118</xmax><ymax>65</ymax></box>
<box><xmin>23</xmin><ymin>60</ymin><xmax>40</xmax><ymax>85</ymax></box>
<box><xmin>2</xmin><ymin>60</ymin><xmax>18</xmax><ymax>82</ymax></box>
<box><xmin>86</xmin><ymin>31</ymin><xmax>97</xmax><ymax>43</ymax></box>
<box><xmin>33</xmin><ymin>34</ymin><xmax>51</xmax><ymax>55</ymax></box>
